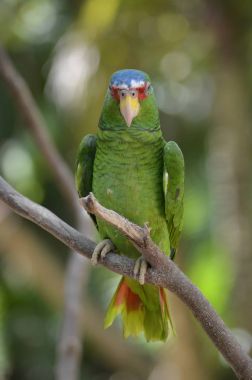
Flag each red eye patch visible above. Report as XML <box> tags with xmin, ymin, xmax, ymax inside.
<box><xmin>110</xmin><ymin>84</ymin><xmax>149</xmax><ymax>101</ymax></box>
<box><xmin>110</xmin><ymin>86</ymin><xmax>120</xmax><ymax>101</ymax></box>
<box><xmin>136</xmin><ymin>85</ymin><xmax>148</xmax><ymax>101</ymax></box>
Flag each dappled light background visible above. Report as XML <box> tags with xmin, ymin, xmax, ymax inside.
<box><xmin>1</xmin><ymin>0</ymin><xmax>252</xmax><ymax>379</ymax></box>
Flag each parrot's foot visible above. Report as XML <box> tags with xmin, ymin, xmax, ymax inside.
<box><xmin>91</xmin><ymin>239</ymin><xmax>114</xmax><ymax>265</ymax></box>
<box><xmin>133</xmin><ymin>256</ymin><xmax>148</xmax><ymax>285</ymax></box>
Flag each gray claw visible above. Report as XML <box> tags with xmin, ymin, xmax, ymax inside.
<box><xmin>91</xmin><ymin>239</ymin><xmax>114</xmax><ymax>265</ymax></box>
<box><xmin>133</xmin><ymin>256</ymin><xmax>148</xmax><ymax>285</ymax></box>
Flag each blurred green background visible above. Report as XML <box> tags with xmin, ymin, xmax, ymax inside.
<box><xmin>1</xmin><ymin>0</ymin><xmax>252</xmax><ymax>379</ymax></box>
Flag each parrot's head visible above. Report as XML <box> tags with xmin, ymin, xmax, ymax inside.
<box><xmin>100</xmin><ymin>69</ymin><xmax>159</xmax><ymax>131</ymax></box>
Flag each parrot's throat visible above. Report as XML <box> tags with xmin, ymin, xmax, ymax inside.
<box><xmin>97</xmin><ymin>127</ymin><xmax>164</xmax><ymax>147</ymax></box>
<box><xmin>99</xmin><ymin>123</ymin><xmax>160</xmax><ymax>132</ymax></box>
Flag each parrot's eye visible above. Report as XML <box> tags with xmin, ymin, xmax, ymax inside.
<box><xmin>120</xmin><ymin>89</ymin><xmax>127</xmax><ymax>98</ymax></box>
<box><xmin>130</xmin><ymin>90</ymin><xmax>138</xmax><ymax>98</ymax></box>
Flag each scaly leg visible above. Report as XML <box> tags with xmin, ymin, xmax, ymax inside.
<box><xmin>91</xmin><ymin>239</ymin><xmax>114</xmax><ymax>265</ymax></box>
<box><xmin>133</xmin><ymin>256</ymin><xmax>148</xmax><ymax>285</ymax></box>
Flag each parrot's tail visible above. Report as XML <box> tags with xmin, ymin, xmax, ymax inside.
<box><xmin>104</xmin><ymin>277</ymin><xmax>172</xmax><ymax>342</ymax></box>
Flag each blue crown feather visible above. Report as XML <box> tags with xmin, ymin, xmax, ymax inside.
<box><xmin>110</xmin><ymin>69</ymin><xmax>149</xmax><ymax>88</ymax></box>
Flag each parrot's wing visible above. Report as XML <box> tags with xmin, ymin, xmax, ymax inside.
<box><xmin>163</xmin><ymin>141</ymin><xmax>184</xmax><ymax>259</ymax></box>
<box><xmin>75</xmin><ymin>134</ymin><xmax>97</xmax><ymax>225</ymax></box>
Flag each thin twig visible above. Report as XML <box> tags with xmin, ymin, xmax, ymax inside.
<box><xmin>0</xmin><ymin>178</ymin><xmax>252</xmax><ymax>380</ymax></box>
<box><xmin>0</xmin><ymin>46</ymin><xmax>96</xmax><ymax>380</ymax></box>
<box><xmin>81</xmin><ymin>194</ymin><xmax>167</xmax><ymax>269</ymax></box>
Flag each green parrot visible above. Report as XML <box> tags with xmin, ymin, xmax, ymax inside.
<box><xmin>75</xmin><ymin>69</ymin><xmax>184</xmax><ymax>342</ymax></box>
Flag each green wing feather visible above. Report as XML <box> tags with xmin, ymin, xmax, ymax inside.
<box><xmin>75</xmin><ymin>134</ymin><xmax>97</xmax><ymax>224</ymax></box>
<box><xmin>163</xmin><ymin>141</ymin><xmax>184</xmax><ymax>259</ymax></box>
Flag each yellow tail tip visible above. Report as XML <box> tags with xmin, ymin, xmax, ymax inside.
<box><xmin>104</xmin><ymin>277</ymin><xmax>173</xmax><ymax>342</ymax></box>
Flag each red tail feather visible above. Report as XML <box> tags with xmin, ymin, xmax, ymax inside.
<box><xmin>115</xmin><ymin>279</ymin><xmax>143</xmax><ymax>312</ymax></box>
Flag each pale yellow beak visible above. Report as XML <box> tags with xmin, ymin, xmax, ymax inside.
<box><xmin>120</xmin><ymin>94</ymin><xmax>140</xmax><ymax>127</ymax></box>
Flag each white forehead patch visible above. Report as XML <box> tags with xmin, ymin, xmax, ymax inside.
<box><xmin>130</xmin><ymin>79</ymin><xmax>145</xmax><ymax>87</ymax></box>
<box><xmin>114</xmin><ymin>80</ymin><xmax>145</xmax><ymax>89</ymax></box>
<box><xmin>116</xmin><ymin>83</ymin><xmax>128</xmax><ymax>89</ymax></box>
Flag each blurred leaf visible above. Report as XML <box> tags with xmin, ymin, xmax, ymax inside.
<box><xmin>78</xmin><ymin>0</ymin><xmax>120</xmax><ymax>38</ymax></box>
<box><xmin>189</xmin><ymin>241</ymin><xmax>233</xmax><ymax>314</ymax></box>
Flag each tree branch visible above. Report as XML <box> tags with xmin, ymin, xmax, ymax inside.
<box><xmin>0</xmin><ymin>46</ymin><xmax>96</xmax><ymax>380</ymax></box>
<box><xmin>1</xmin><ymin>176</ymin><xmax>252</xmax><ymax>380</ymax></box>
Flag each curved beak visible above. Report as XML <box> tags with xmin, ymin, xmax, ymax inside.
<box><xmin>120</xmin><ymin>95</ymin><xmax>140</xmax><ymax>127</ymax></box>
